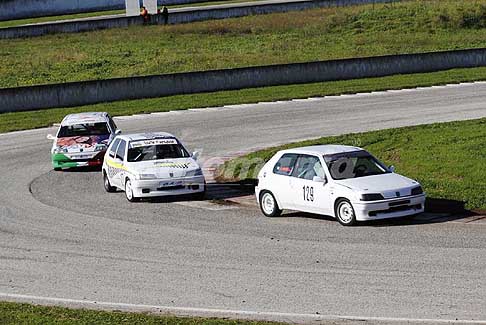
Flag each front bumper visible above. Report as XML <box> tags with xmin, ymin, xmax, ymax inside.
<box><xmin>52</xmin><ymin>152</ymin><xmax>104</xmax><ymax>169</ymax></box>
<box><xmin>353</xmin><ymin>194</ymin><xmax>426</xmax><ymax>221</ymax></box>
<box><xmin>131</xmin><ymin>176</ymin><xmax>206</xmax><ymax>198</ymax></box>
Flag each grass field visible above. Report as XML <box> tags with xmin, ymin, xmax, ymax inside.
<box><xmin>2</xmin><ymin>0</ymin><xmax>486</xmax><ymax>88</ymax></box>
<box><xmin>1</xmin><ymin>66</ymin><xmax>486</xmax><ymax>134</ymax></box>
<box><xmin>0</xmin><ymin>301</ymin><xmax>280</xmax><ymax>325</ymax></box>
<box><xmin>218</xmin><ymin>118</ymin><xmax>486</xmax><ymax>212</ymax></box>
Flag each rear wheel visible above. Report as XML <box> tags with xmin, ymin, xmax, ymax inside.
<box><xmin>259</xmin><ymin>191</ymin><xmax>282</xmax><ymax>217</ymax></box>
<box><xmin>335</xmin><ymin>199</ymin><xmax>357</xmax><ymax>226</ymax></box>
<box><xmin>103</xmin><ymin>172</ymin><xmax>116</xmax><ymax>193</ymax></box>
<box><xmin>125</xmin><ymin>179</ymin><xmax>139</xmax><ymax>202</ymax></box>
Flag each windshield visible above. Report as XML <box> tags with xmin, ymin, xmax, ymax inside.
<box><xmin>58</xmin><ymin>122</ymin><xmax>109</xmax><ymax>137</ymax></box>
<box><xmin>127</xmin><ymin>140</ymin><xmax>189</xmax><ymax>162</ymax></box>
<box><xmin>324</xmin><ymin>151</ymin><xmax>389</xmax><ymax>180</ymax></box>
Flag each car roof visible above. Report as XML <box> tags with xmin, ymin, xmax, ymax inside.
<box><xmin>116</xmin><ymin>132</ymin><xmax>177</xmax><ymax>142</ymax></box>
<box><xmin>61</xmin><ymin>112</ymin><xmax>109</xmax><ymax>126</ymax></box>
<box><xmin>279</xmin><ymin>145</ymin><xmax>364</xmax><ymax>156</ymax></box>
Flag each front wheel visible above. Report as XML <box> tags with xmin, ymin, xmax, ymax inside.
<box><xmin>335</xmin><ymin>199</ymin><xmax>357</xmax><ymax>226</ymax></box>
<box><xmin>125</xmin><ymin>179</ymin><xmax>139</xmax><ymax>202</ymax></box>
<box><xmin>103</xmin><ymin>172</ymin><xmax>116</xmax><ymax>193</ymax></box>
<box><xmin>259</xmin><ymin>191</ymin><xmax>282</xmax><ymax>217</ymax></box>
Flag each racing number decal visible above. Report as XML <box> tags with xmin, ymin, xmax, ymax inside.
<box><xmin>303</xmin><ymin>186</ymin><xmax>314</xmax><ymax>202</ymax></box>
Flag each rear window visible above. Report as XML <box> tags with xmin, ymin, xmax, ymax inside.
<box><xmin>58</xmin><ymin>122</ymin><xmax>109</xmax><ymax>137</ymax></box>
<box><xmin>273</xmin><ymin>154</ymin><xmax>298</xmax><ymax>176</ymax></box>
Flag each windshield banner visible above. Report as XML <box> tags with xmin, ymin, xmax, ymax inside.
<box><xmin>130</xmin><ymin>139</ymin><xmax>178</xmax><ymax>147</ymax></box>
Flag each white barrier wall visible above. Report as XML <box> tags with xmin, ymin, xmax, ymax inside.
<box><xmin>143</xmin><ymin>0</ymin><xmax>158</xmax><ymax>14</ymax></box>
<box><xmin>125</xmin><ymin>0</ymin><xmax>140</xmax><ymax>16</ymax></box>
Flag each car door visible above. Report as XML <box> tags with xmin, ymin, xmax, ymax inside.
<box><xmin>289</xmin><ymin>154</ymin><xmax>333</xmax><ymax>216</ymax></box>
<box><xmin>112</xmin><ymin>139</ymin><xmax>127</xmax><ymax>188</ymax></box>
<box><xmin>105</xmin><ymin>138</ymin><xmax>121</xmax><ymax>187</ymax></box>
<box><xmin>269</xmin><ymin>153</ymin><xmax>298</xmax><ymax>209</ymax></box>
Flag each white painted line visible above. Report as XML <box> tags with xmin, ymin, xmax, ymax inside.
<box><xmin>1</xmin><ymin>292</ymin><xmax>485</xmax><ymax>324</ymax></box>
<box><xmin>257</xmin><ymin>101</ymin><xmax>280</xmax><ymax>105</ymax></box>
<box><xmin>150</xmin><ymin>112</ymin><xmax>172</xmax><ymax>116</ymax></box>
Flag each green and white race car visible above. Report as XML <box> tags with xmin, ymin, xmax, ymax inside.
<box><xmin>48</xmin><ymin>112</ymin><xmax>120</xmax><ymax>170</ymax></box>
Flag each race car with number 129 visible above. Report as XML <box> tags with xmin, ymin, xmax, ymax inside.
<box><xmin>255</xmin><ymin>145</ymin><xmax>425</xmax><ymax>226</ymax></box>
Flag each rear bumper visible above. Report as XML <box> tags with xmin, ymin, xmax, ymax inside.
<box><xmin>52</xmin><ymin>152</ymin><xmax>104</xmax><ymax>169</ymax></box>
<box><xmin>131</xmin><ymin>176</ymin><xmax>206</xmax><ymax>198</ymax></box>
<box><xmin>353</xmin><ymin>194</ymin><xmax>426</xmax><ymax>221</ymax></box>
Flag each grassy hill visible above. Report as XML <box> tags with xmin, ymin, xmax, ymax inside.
<box><xmin>2</xmin><ymin>0</ymin><xmax>486</xmax><ymax>88</ymax></box>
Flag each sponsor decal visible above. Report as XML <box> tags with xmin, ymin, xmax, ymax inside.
<box><xmin>56</xmin><ymin>135</ymin><xmax>110</xmax><ymax>151</ymax></box>
<box><xmin>130</xmin><ymin>139</ymin><xmax>178</xmax><ymax>147</ymax></box>
<box><xmin>154</xmin><ymin>162</ymin><xmax>190</xmax><ymax>169</ymax></box>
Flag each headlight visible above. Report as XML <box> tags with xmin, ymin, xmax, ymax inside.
<box><xmin>186</xmin><ymin>168</ymin><xmax>203</xmax><ymax>177</ymax></box>
<box><xmin>360</xmin><ymin>193</ymin><xmax>385</xmax><ymax>201</ymax></box>
<box><xmin>411</xmin><ymin>186</ymin><xmax>423</xmax><ymax>195</ymax></box>
<box><xmin>53</xmin><ymin>147</ymin><xmax>64</xmax><ymax>154</ymax></box>
<box><xmin>138</xmin><ymin>174</ymin><xmax>157</xmax><ymax>180</ymax></box>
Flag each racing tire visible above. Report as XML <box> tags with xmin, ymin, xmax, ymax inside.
<box><xmin>259</xmin><ymin>191</ymin><xmax>282</xmax><ymax>217</ymax></box>
<box><xmin>53</xmin><ymin>167</ymin><xmax>62</xmax><ymax>171</ymax></box>
<box><xmin>335</xmin><ymin>199</ymin><xmax>357</xmax><ymax>226</ymax></box>
<box><xmin>103</xmin><ymin>172</ymin><xmax>116</xmax><ymax>193</ymax></box>
<box><xmin>125</xmin><ymin>179</ymin><xmax>139</xmax><ymax>202</ymax></box>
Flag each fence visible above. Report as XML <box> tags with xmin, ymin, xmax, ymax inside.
<box><xmin>1</xmin><ymin>48</ymin><xmax>485</xmax><ymax>113</ymax></box>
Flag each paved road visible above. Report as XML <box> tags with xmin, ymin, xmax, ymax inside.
<box><xmin>1</xmin><ymin>83</ymin><xmax>486</xmax><ymax>323</ymax></box>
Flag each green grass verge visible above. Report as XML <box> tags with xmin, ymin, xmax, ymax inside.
<box><xmin>0</xmin><ymin>301</ymin><xmax>281</xmax><ymax>325</ymax></box>
<box><xmin>2</xmin><ymin>66</ymin><xmax>486</xmax><ymax>134</ymax></box>
<box><xmin>2</xmin><ymin>0</ymin><xmax>486</xmax><ymax>88</ymax></box>
<box><xmin>218</xmin><ymin>118</ymin><xmax>486</xmax><ymax>211</ymax></box>
<box><xmin>0</xmin><ymin>0</ymin><xmax>258</xmax><ymax>29</ymax></box>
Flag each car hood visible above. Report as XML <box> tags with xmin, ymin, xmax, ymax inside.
<box><xmin>335</xmin><ymin>173</ymin><xmax>420</xmax><ymax>197</ymax></box>
<box><xmin>56</xmin><ymin>135</ymin><xmax>110</xmax><ymax>153</ymax></box>
<box><xmin>128</xmin><ymin>158</ymin><xmax>200</xmax><ymax>178</ymax></box>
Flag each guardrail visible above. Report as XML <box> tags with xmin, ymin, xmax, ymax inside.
<box><xmin>1</xmin><ymin>0</ymin><xmax>211</xmax><ymax>22</ymax></box>
<box><xmin>0</xmin><ymin>0</ymin><xmax>400</xmax><ymax>39</ymax></box>
<box><xmin>1</xmin><ymin>48</ymin><xmax>485</xmax><ymax>113</ymax></box>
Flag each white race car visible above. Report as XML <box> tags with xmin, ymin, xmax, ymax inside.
<box><xmin>255</xmin><ymin>145</ymin><xmax>425</xmax><ymax>225</ymax></box>
<box><xmin>102</xmin><ymin>132</ymin><xmax>206</xmax><ymax>202</ymax></box>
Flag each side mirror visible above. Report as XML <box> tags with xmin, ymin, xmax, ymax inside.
<box><xmin>389</xmin><ymin>165</ymin><xmax>396</xmax><ymax>173</ymax></box>
<box><xmin>46</xmin><ymin>134</ymin><xmax>55</xmax><ymax>140</ymax></box>
<box><xmin>115</xmin><ymin>129</ymin><xmax>122</xmax><ymax>135</ymax></box>
<box><xmin>313</xmin><ymin>176</ymin><xmax>327</xmax><ymax>184</ymax></box>
<box><xmin>192</xmin><ymin>151</ymin><xmax>200</xmax><ymax>160</ymax></box>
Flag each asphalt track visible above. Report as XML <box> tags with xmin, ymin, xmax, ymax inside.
<box><xmin>1</xmin><ymin>83</ymin><xmax>486</xmax><ymax>323</ymax></box>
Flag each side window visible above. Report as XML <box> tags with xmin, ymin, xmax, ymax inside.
<box><xmin>273</xmin><ymin>154</ymin><xmax>298</xmax><ymax>176</ymax></box>
<box><xmin>116</xmin><ymin>139</ymin><xmax>126</xmax><ymax>161</ymax></box>
<box><xmin>108</xmin><ymin>117</ymin><xmax>118</xmax><ymax>133</ymax></box>
<box><xmin>109</xmin><ymin>138</ymin><xmax>120</xmax><ymax>159</ymax></box>
<box><xmin>292</xmin><ymin>155</ymin><xmax>325</xmax><ymax>180</ymax></box>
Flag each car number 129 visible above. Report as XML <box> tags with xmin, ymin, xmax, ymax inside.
<box><xmin>303</xmin><ymin>186</ymin><xmax>314</xmax><ymax>201</ymax></box>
